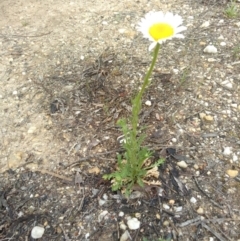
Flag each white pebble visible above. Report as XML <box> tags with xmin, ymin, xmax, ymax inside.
<box><xmin>174</xmin><ymin>206</ymin><xmax>183</xmax><ymax>212</ymax></box>
<box><xmin>12</xmin><ymin>90</ymin><xmax>18</xmax><ymax>95</ymax></box>
<box><xmin>102</xmin><ymin>21</ymin><xmax>108</xmax><ymax>25</ymax></box>
<box><xmin>145</xmin><ymin>100</ymin><xmax>152</xmax><ymax>106</ymax></box>
<box><xmin>203</xmin><ymin>45</ymin><xmax>218</xmax><ymax>54</ymax></box>
<box><xmin>220</xmin><ymin>42</ymin><xmax>226</xmax><ymax>46</ymax></box>
<box><xmin>223</xmin><ymin>147</ymin><xmax>232</xmax><ymax>156</ymax></box>
<box><xmin>200</xmin><ymin>21</ymin><xmax>210</xmax><ymax>28</ymax></box>
<box><xmin>119</xmin><ymin>222</ymin><xmax>127</xmax><ymax>230</ymax></box>
<box><xmin>98</xmin><ymin>199</ymin><xmax>106</xmax><ymax>206</ymax></box>
<box><xmin>171</xmin><ymin>138</ymin><xmax>177</xmax><ymax>143</ymax></box>
<box><xmin>190</xmin><ymin>197</ymin><xmax>197</xmax><ymax>204</ymax></box>
<box><xmin>31</xmin><ymin>226</ymin><xmax>45</xmax><ymax>239</ymax></box>
<box><xmin>102</xmin><ymin>193</ymin><xmax>108</xmax><ymax>200</ymax></box>
<box><xmin>197</xmin><ymin>207</ymin><xmax>204</xmax><ymax>214</ymax></box>
<box><xmin>177</xmin><ymin>161</ymin><xmax>188</xmax><ymax>169</ymax></box>
<box><xmin>120</xmin><ymin>230</ymin><xmax>130</xmax><ymax>241</ymax></box>
<box><xmin>163</xmin><ymin>204</ymin><xmax>170</xmax><ymax>210</ymax></box>
<box><xmin>196</xmin><ymin>171</ymin><xmax>200</xmax><ymax>176</ymax></box>
<box><xmin>27</xmin><ymin>126</ymin><xmax>37</xmax><ymax>134</ymax></box>
<box><xmin>119</xmin><ymin>211</ymin><xmax>124</xmax><ymax>217</ymax></box>
<box><xmin>221</xmin><ymin>80</ymin><xmax>233</xmax><ymax>89</ymax></box>
<box><xmin>127</xmin><ymin>218</ymin><xmax>140</xmax><ymax>230</ymax></box>
<box><xmin>98</xmin><ymin>210</ymin><xmax>108</xmax><ymax>222</ymax></box>
<box><xmin>233</xmin><ymin>154</ymin><xmax>238</xmax><ymax>162</ymax></box>
<box><xmin>118</xmin><ymin>28</ymin><xmax>125</xmax><ymax>33</ymax></box>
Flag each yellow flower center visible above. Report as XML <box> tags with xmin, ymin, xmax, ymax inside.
<box><xmin>149</xmin><ymin>23</ymin><xmax>174</xmax><ymax>41</ymax></box>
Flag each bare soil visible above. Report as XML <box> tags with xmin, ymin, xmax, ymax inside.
<box><xmin>0</xmin><ymin>0</ymin><xmax>240</xmax><ymax>240</ymax></box>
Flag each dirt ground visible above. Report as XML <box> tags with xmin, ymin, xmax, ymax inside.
<box><xmin>0</xmin><ymin>0</ymin><xmax>240</xmax><ymax>240</ymax></box>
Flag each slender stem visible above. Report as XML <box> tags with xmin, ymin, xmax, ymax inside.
<box><xmin>131</xmin><ymin>43</ymin><xmax>161</xmax><ymax>137</ymax></box>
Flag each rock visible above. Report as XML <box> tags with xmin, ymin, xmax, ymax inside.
<box><xmin>177</xmin><ymin>161</ymin><xmax>188</xmax><ymax>168</ymax></box>
<box><xmin>98</xmin><ymin>210</ymin><xmax>109</xmax><ymax>222</ymax></box>
<box><xmin>119</xmin><ymin>222</ymin><xmax>127</xmax><ymax>230</ymax></box>
<box><xmin>199</xmin><ymin>113</ymin><xmax>206</xmax><ymax>120</ymax></box>
<box><xmin>145</xmin><ymin>100</ymin><xmax>152</xmax><ymax>106</ymax></box>
<box><xmin>31</xmin><ymin>226</ymin><xmax>45</xmax><ymax>239</ymax></box>
<box><xmin>203</xmin><ymin>45</ymin><xmax>217</xmax><ymax>54</ymax></box>
<box><xmin>204</xmin><ymin>115</ymin><xmax>214</xmax><ymax>122</ymax></box>
<box><xmin>223</xmin><ymin>147</ymin><xmax>232</xmax><ymax>156</ymax></box>
<box><xmin>174</xmin><ymin>206</ymin><xmax>183</xmax><ymax>212</ymax></box>
<box><xmin>163</xmin><ymin>204</ymin><xmax>170</xmax><ymax>209</ymax></box>
<box><xmin>200</xmin><ymin>21</ymin><xmax>210</xmax><ymax>28</ymax></box>
<box><xmin>197</xmin><ymin>207</ymin><xmax>204</xmax><ymax>214</ymax></box>
<box><xmin>120</xmin><ymin>230</ymin><xmax>130</xmax><ymax>241</ymax></box>
<box><xmin>163</xmin><ymin>220</ymin><xmax>169</xmax><ymax>226</ymax></box>
<box><xmin>7</xmin><ymin>151</ymin><xmax>24</xmax><ymax>169</ymax></box>
<box><xmin>119</xmin><ymin>211</ymin><xmax>124</xmax><ymax>217</ymax></box>
<box><xmin>221</xmin><ymin>80</ymin><xmax>233</xmax><ymax>89</ymax></box>
<box><xmin>27</xmin><ymin>126</ymin><xmax>37</xmax><ymax>134</ymax></box>
<box><xmin>190</xmin><ymin>197</ymin><xmax>197</xmax><ymax>204</ymax></box>
<box><xmin>226</xmin><ymin>170</ymin><xmax>238</xmax><ymax>178</ymax></box>
<box><xmin>98</xmin><ymin>199</ymin><xmax>106</xmax><ymax>206</ymax></box>
<box><xmin>127</xmin><ymin>218</ymin><xmax>140</xmax><ymax>230</ymax></box>
<box><xmin>88</xmin><ymin>166</ymin><xmax>100</xmax><ymax>174</ymax></box>
<box><xmin>194</xmin><ymin>164</ymin><xmax>199</xmax><ymax>170</ymax></box>
<box><xmin>102</xmin><ymin>193</ymin><xmax>108</xmax><ymax>200</ymax></box>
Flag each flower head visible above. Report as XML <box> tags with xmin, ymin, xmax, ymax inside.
<box><xmin>137</xmin><ymin>11</ymin><xmax>187</xmax><ymax>51</ymax></box>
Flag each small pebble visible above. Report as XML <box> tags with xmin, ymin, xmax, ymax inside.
<box><xmin>98</xmin><ymin>199</ymin><xmax>106</xmax><ymax>206</ymax></box>
<box><xmin>127</xmin><ymin>218</ymin><xmax>140</xmax><ymax>230</ymax></box>
<box><xmin>12</xmin><ymin>90</ymin><xmax>18</xmax><ymax>95</ymax></box>
<box><xmin>174</xmin><ymin>206</ymin><xmax>183</xmax><ymax>212</ymax></box>
<box><xmin>119</xmin><ymin>211</ymin><xmax>124</xmax><ymax>217</ymax></box>
<box><xmin>194</xmin><ymin>164</ymin><xmax>199</xmax><ymax>170</ymax></box>
<box><xmin>171</xmin><ymin>138</ymin><xmax>177</xmax><ymax>143</ymax></box>
<box><xmin>31</xmin><ymin>226</ymin><xmax>45</xmax><ymax>239</ymax></box>
<box><xmin>27</xmin><ymin>126</ymin><xmax>37</xmax><ymax>134</ymax></box>
<box><xmin>163</xmin><ymin>220</ymin><xmax>169</xmax><ymax>226</ymax></box>
<box><xmin>177</xmin><ymin>161</ymin><xmax>188</xmax><ymax>169</ymax></box>
<box><xmin>226</xmin><ymin>169</ymin><xmax>238</xmax><ymax>178</ymax></box>
<box><xmin>197</xmin><ymin>207</ymin><xmax>204</xmax><ymax>214</ymax></box>
<box><xmin>163</xmin><ymin>204</ymin><xmax>170</xmax><ymax>209</ymax></box>
<box><xmin>223</xmin><ymin>147</ymin><xmax>232</xmax><ymax>156</ymax></box>
<box><xmin>221</xmin><ymin>80</ymin><xmax>233</xmax><ymax>89</ymax></box>
<box><xmin>233</xmin><ymin>154</ymin><xmax>238</xmax><ymax>162</ymax></box>
<box><xmin>145</xmin><ymin>100</ymin><xmax>152</xmax><ymax>106</ymax></box>
<box><xmin>204</xmin><ymin>115</ymin><xmax>214</xmax><ymax>122</ymax></box>
<box><xmin>156</xmin><ymin>213</ymin><xmax>161</xmax><ymax>219</ymax></box>
<box><xmin>135</xmin><ymin>213</ymin><xmax>141</xmax><ymax>218</ymax></box>
<box><xmin>118</xmin><ymin>28</ymin><xmax>125</xmax><ymax>33</ymax></box>
<box><xmin>98</xmin><ymin>210</ymin><xmax>108</xmax><ymax>222</ymax></box>
<box><xmin>169</xmin><ymin>200</ymin><xmax>175</xmax><ymax>205</ymax></box>
<box><xmin>102</xmin><ymin>193</ymin><xmax>108</xmax><ymax>200</ymax></box>
<box><xmin>203</xmin><ymin>45</ymin><xmax>217</xmax><ymax>54</ymax></box>
<box><xmin>120</xmin><ymin>230</ymin><xmax>130</xmax><ymax>241</ymax></box>
<box><xmin>200</xmin><ymin>21</ymin><xmax>210</xmax><ymax>28</ymax></box>
<box><xmin>119</xmin><ymin>222</ymin><xmax>127</xmax><ymax>230</ymax></box>
<box><xmin>190</xmin><ymin>197</ymin><xmax>197</xmax><ymax>204</ymax></box>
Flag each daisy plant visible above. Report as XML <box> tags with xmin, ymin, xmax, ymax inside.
<box><xmin>103</xmin><ymin>11</ymin><xmax>186</xmax><ymax>196</ymax></box>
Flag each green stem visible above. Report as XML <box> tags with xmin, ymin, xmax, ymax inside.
<box><xmin>131</xmin><ymin>43</ymin><xmax>161</xmax><ymax>137</ymax></box>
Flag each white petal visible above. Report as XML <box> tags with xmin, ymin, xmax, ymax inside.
<box><xmin>149</xmin><ymin>42</ymin><xmax>157</xmax><ymax>51</ymax></box>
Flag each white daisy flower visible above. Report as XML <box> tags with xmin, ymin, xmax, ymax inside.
<box><xmin>137</xmin><ymin>11</ymin><xmax>187</xmax><ymax>51</ymax></box>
